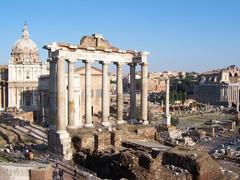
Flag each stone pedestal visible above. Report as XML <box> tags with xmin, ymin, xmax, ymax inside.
<box><xmin>48</xmin><ymin>130</ymin><xmax>72</xmax><ymax>160</ymax></box>
<box><xmin>162</xmin><ymin>114</ymin><xmax>171</xmax><ymax>127</ymax></box>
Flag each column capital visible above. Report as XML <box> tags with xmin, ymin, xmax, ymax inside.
<box><xmin>128</xmin><ymin>62</ymin><xmax>137</xmax><ymax>67</ymax></box>
<box><xmin>66</xmin><ymin>59</ymin><xmax>77</xmax><ymax>63</ymax></box>
<box><xmin>140</xmin><ymin>62</ymin><xmax>148</xmax><ymax>66</ymax></box>
<box><xmin>82</xmin><ymin>59</ymin><xmax>94</xmax><ymax>63</ymax></box>
<box><xmin>56</xmin><ymin>56</ymin><xmax>66</xmax><ymax>62</ymax></box>
<box><xmin>114</xmin><ymin>62</ymin><xmax>125</xmax><ymax>66</ymax></box>
<box><xmin>99</xmin><ymin>61</ymin><xmax>111</xmax><ymax>65</ymax></box>
<box><xmin>47</xmin><ymin>57</ymin><xmax>58</xmax><ymax>63</ymax></box>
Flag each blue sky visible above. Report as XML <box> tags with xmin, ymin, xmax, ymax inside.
<box><xmin>0</xmin><ymin>0</ymin><xmax>239</xmax><ymax>73</ymax></box>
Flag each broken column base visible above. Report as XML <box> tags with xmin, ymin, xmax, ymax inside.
<box><xmin>48</xmin><ymin>129</ymin><xmax>72</xmax><ymax>160</ymax></box>
<box><xmin>162</xmin><ymin>114</ymin><xmax>171</xmax><ymax>127</ymax></box>
<box><xmin>157</xmin><ymin>125</ymin><xmax>182</xmax><ymax>140</ymax></box>
<box><xmin>102</xmin><ymin>121</ymin><xmax>110</xmax><ymax>127</ymax></box>
<box><xmin>117</xmin><ymin>120</ymin><xmax>125</xmax><ymax>125</ymax></box>
<box><xmin>142</xmin><ymin>120</ymin><xmax>149</xmax><ymax>125</ymax></box>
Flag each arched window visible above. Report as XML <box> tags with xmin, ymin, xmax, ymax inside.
<box><xmin>208</xmin><ymin>77</ymin><xmax>212</xmax><ymax>82</ymax></box>
<box><xmin>200</xmin><ymin>76</ymin><xmax>206</xmax><ymax>83</ymax></box>
<box><xmin>26</xmin><ymin>70</ymin><xmax>30</xmax><ymax>80</ymax></box>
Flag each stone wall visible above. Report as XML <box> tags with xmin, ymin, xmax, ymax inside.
<box><xmin>12</xmin><ymin>111</ymin><xmax>34</xmax><ymax>123</ymax></box>
<box><xmin>73</xmin><ymin>148</ymin><xmax>193</xmax><ymax>180</ymax></box>
<box><xmin>162</xmin><ymin>146</ymin><xmax>223</xmax><ymax>180</ymax></box>
<box><xmin>72</xmin><ymin>126</ymin><xmax>157</xmax><ymax>151</ymax></box>
<box><xmin>29</xmin><ymin>165</ymin><xmax>53</xmax><ymax>180</ymax></box>
<box><xmin>0</xmin><ymin>163</ymin><xmax>52</xmax><ymax>180</ymax></box>
<box><xmin>196</xmin><ymin>84</ymin><xmax>222</xmax><ymax>105</ymax></box>
<box><xmin>136</xmin><ymin>126</ymin><xmax>156</xmax><ymax>139</ymax></box>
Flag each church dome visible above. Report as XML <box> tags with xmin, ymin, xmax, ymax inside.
<box><xmin>11</xmin><ymin>24</ymin><xmax>39</xmax><ymax>64</ymax></box>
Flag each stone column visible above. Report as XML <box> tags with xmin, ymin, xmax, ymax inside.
<box><xmin>67</xmin><ymin>60</ymin><xmax>77</xmax><ymax>129</ymax></box>
<box><xmin>129</xmin><ymin>63</ymin><xmax>137</xmax><ymax>121</ymax></box>
<box><xmin>141</xmin><ymin>62</ymin><xmax>148</xmax><ymax>124</ymax></box>
<box><xmin>116</xmin><ymin>62</ymin><xmax>125</xmax><ymax>124</ymax></box>
<box><xmin>49</xmin><ymin>59</ymin><xmax>57</xmax><ymax>129</ymax></box>
<box><xmin>57</xmin><ymin>57</ymin><xmax>66</xmax><ymax>132</ymax></box>
<box><xmin>237</xmin><ymin>85</ymin><xmax>239</xmax><ymax>112</ymax></box>
<box><xmin>0</xmin><ymin>84</ymin><xmax>2</xmax><ymax>108</ymax></box>
<box><xmin>32</xmin><ymin>88</ymin><xmax>35</xmax><ymax>106</ymax></box>
<box><xmin>3</xmin><ymin>85</ymin><xmax>6</xmax><ymax>108</ymax></box>
<box><xmin>162</xmin><ymin>78</ymin><xmax>171</xmax><ymax>126</ymax></box>
<box><xmin>101</xmin><ymin>61</ymin><xmax>110</xmax><ymax>127</ymax></box>
<box><xmin>84</xmin><ymin>60</ymin><xmax>93</xmax><ymax>127</ymax></box>
<box><xmin>40</xmin><ymin>91</ymin><xmax>46</xmax><ymax>124</ymax></box>
<box><xmin>77</xmin><ymin>92</ymin><xmax>83</xmax><ymax>127</ymax></box>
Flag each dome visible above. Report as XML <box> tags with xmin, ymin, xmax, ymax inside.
<box><xmin>11</xmin><ymin>24</ymin><xmax>39</xmax><ymax>64</ymax></box>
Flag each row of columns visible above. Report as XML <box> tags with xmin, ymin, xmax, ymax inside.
<box><xmin>48</xmin><ymin>57</ymin><xmax>149</xmax><ymax>132</ymax></box>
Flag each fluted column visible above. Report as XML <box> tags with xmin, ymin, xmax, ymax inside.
<box><xmin>129</xmin><ymin>63</ymin><xmax>137</xmax><ymax>121</ymax></box>
<box><xmin>49</xmin><ymin>59</ymin><xmax>57</xmax><ymax>129</ymax></box>
<box><xmin>67</xmin><ymin>60</ymin><xmax>77</xmax><ymax>129</ymax></box>
<box><xmin>57</xmin><ymin>57</ymin><xmax>66</xmax><ymax>131</ymax></box>
<box><xmin>101</xmin><ymin>61</ymin><xmax>110</xmax><ymax>127</ymax></box>
<box><xmin>141</xmin><ymin>62</ymin><xmax>148</xmax><ymax>124</ymax></box>
<box><xmin>84</xmin><ymin>60</ymin><xmax>93</xmax><ymax>127</ymax></box>
<box><xmin>116</xmin><ymin>62</ymin><xmax>125</xmax><ymax>124</ymax></box>
<box><xmin>162</xmin><ymin>78</ymin><xmax>171</xmax><ymax>126</ymax></box>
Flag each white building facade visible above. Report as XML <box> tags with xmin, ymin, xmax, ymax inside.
<box><xmin>8</xmin><ymin>24</ymin><xmax>49</xmax><ymax>111</ymax></box>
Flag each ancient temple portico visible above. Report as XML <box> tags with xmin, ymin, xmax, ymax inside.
<box><xmin>44</xmin><ymin>34</ymin><xmax>149</xmax><ymax>159</ymax></box>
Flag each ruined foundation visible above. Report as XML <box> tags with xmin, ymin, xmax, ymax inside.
<box><xmin>48</xmin><ymin>130</ymin><xmax>72</xmax><ymax>160</ymax></box>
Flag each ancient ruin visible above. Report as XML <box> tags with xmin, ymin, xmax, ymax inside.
<box><xmin>44</xmin><ymin>34</ymin><xmax>149</xmax><ymax>159</ymax></box>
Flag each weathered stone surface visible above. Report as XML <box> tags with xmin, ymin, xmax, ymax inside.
<box><xmin>80</xmin><ymin>34</ymin><xmax>118</xmax><ymax>51</ymax></box>
<box><xmin>157</xmin><ymin>125</ymin><xmax>182</xmax><ymax>141</ymax></box>
<box><xmin>72</xmin><ymin>126</ymin><xmax>158</xmax><ymax>152</ymax></box>
<box><xmin>29</xmin><ymin>165</ymin><xmax>53</xmax><ymax>180</ymax></box>
<box><xmin>73</xmin><ymin>148</ymin><xmax>192</xmax><ymax>180</ymax></box>
<box><xmin>94</xmin><ymin>132</ymin><xmax>111</xmax><ymax>150</ymax></box>
<box><xmin>136</xmin><ymin>126</ymin><xmax>156</xmax><ymax>139</ymax></box>
<box><xmin>162</xmin><ymin>146</ymin><xmax>223</xmax><ymax>180</ymax></box>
